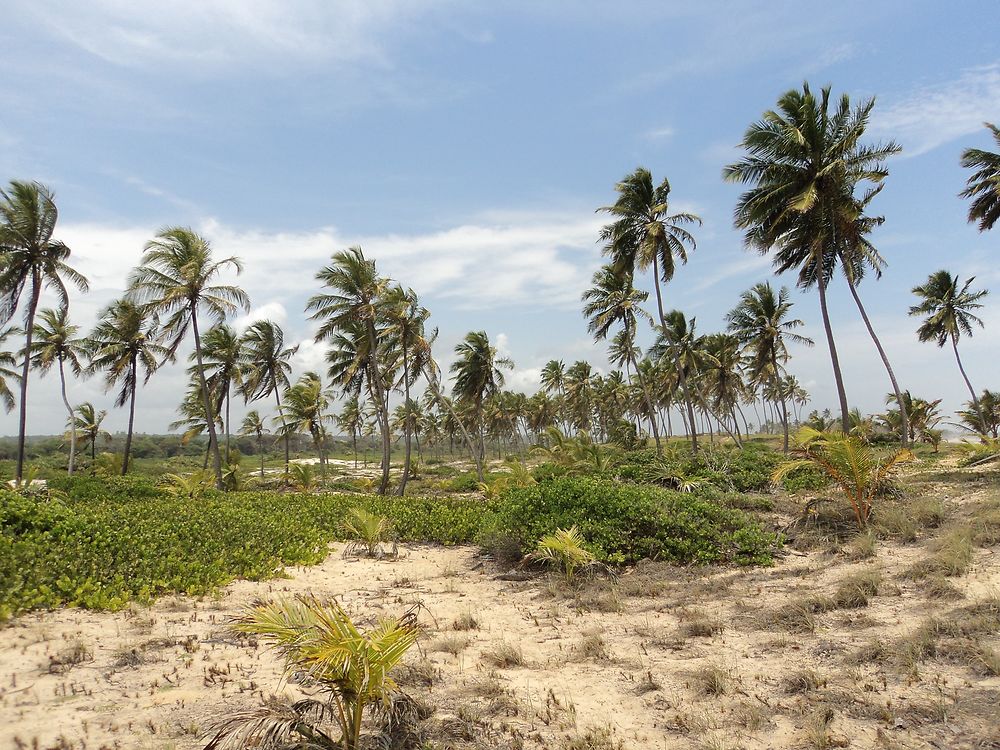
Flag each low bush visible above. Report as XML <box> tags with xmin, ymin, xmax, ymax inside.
<box><xmin>488</xmin><ymin>477</ymin><xmax>777</xmax><ymax>566</ymax></box>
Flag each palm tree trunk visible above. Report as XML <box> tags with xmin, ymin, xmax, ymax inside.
<box><xmin>397</xmin><ymin>344</ymin><xmax>413</xmax><ymax>496</ymax></box>
<box><xmin>224</xmin><ymin>385</ymin><xmax>231</xmax><ymax>465</ymax></box>
<box><xmin>122</xmin><ymin>356</ymin><xmax>137</xmax><ymax>475</ymax></box>
<box><xmin>15</xmin><ymin>275</ymin><xmax>41</xmax><ymax>482</ymax></box>
<box><xmin>191</xmin><ymin>310</ymin><xmax>224</xmax><ymax>489</ymax></box>
<box><xmin>816</xmin><ymin>267</ymin><xmax>851</xmax><ymax>433</ymax></box>
<box><xmin>846</xmin><ymin>279</ymin><xmax>910</xmax><ymax>447</ymax></box>
<box><xmin>258</xmin><ymin>434</ymin><xmax>264</xmax><ymax>478</ymax></box>
<box><xmin>57</xmin><ymin>357</ymin><xmax>76</xmax><ymax>475</ymax></box>
<box><xmin>628</xmin><ymin>352</ymin><xmax>662</xmax><ymax>453</ymax></box>
<box><xmin>424</xmin><ymin>362</ymin><xmax>483</xmax><ymax>481</ymax></box>
<box><xmin>770</xmin><ymin>346</ymin><xmax>791</xmax><ymax>453</ymax></box>
<box><xmin>951</xmin><ymin>335</ymin><xmax>986</xmax><ymax>434</ymax></box>
<box><xmin>274</xmin><ymin>390</ymin><xmax>290</xmax><ymax>482</ymax></box>
<box><xmin>651</xmin><ymin>255</ymin><xmax>698</xmax><ymax>453</ymax></box>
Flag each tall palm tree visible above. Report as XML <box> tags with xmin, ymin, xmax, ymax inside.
<box><xmin>307</xmin><ymin>247</ymin><xmax>392</xmax><ymax>495</ymax></box>
<box><xmin>335</xmin><ymin>395</ymin><xmax>363</xmax><ymax>468</ymax></box>
<box><xmin>909</xmin><ymin>270</ymin><xmax>989</xmax><ymax>431</ymax></box>
<box><xmin>240</xmin><ymin>319</ymin><xmax>298</xmax><ymax>480</ymax></box>
<box><xmin>127</xmin><ymin>227</ymin><xmax>249</xmax><ymax>488</ymax></box>
<box><xmin>0</xmin><ymin>181</ymin><xmax>89</xmax><ymax>481</ymax></box>
<box><xmin>198</xmin><ymin>323</ymin><xmax>243</xmax><ymax>464</ymax></box>
<box><xmin>0</xmin><ymin>326</ymin><xmax>19</xmax><ymax>414</ymax></box>
<box><xmin>87</xmin><ymin>299</ymin><xmax>168</xmax><ymax>474</ymax></box>
<box><xmin>450</xmin><ymin>330</ymin><xmax>513</xmax><ymax>463</ymax></box>
<box><xmin>170</xmin><ymin>378</ymin><xmax>221</xmax><ymax>466</ymax></box>
<box><xmin>598</xmin><ymin>167</ymin><xmax>702</xmax><ymax>451</ymax></box>
<box><xmin>28</xmin><ymin>307</ymin><xmax>87</xmax><ymax>473</ymax></box>
<box><xmin>960</xmin><ymin>122</ymin><xmax>1000</xmax><ymax>232</ymax></box>
<box><xmin>383</xmin><ymin>285</ymin><xmax>429</xmax><ymax>495</ymax></box>
<box><xmin>239</xmin><ymin>409</ymin><xmax>267</xmax><ymax>478</ymax></box>
<box><xmin>581</xmin><ymin>265</ymin><xmax>662</xmax><ymax>452</ymax></box>
<box><xmin>724</xmin><ymin>83</ymin><xmax>899</xmax><ymax>433</ymax></box>
<box><xmin>726</xmin><ymin>282</ymin><xmax>812</xmax><ymax>452</ymax></box>
<box><xmin>73</xmin><ymin>402</ymin><xmax>109</xmax><ymax>464</ymax></box>
<box><xmin>540</xmin><ymin>359</ymin><xmax>570</xmax><ymax>433</ymax></box>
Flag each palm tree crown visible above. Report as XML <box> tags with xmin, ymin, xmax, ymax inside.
<box><xmin>960</xmin><ymin>122</ymin><xmax>1000</xmax><ymax>232</ymax></box>
<box><xmin>909</xmin><ymin>270</ymin><xmax>987</xmax><ymax>348</ymax></box>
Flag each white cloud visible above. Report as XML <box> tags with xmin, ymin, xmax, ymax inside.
<box><xmin>643</xmin><ymin>126</ymin><xmax>674</xmax><ymax>141</ymax></box>
<box><xmin>872</xmin><ymin>63</ymin><xmax>1000</xmax><ymax>157</ymax></box>
<box><xmin>235</xmin><ymin>301</ymin><xmax>288</xmax><ymax>331</ymax></box>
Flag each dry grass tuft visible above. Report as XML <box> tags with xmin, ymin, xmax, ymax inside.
<box><xmin>905</xmin><ymin>526</ymin><xmax>974</xmax><ymax>579</ymax></box>
<box><xmin>782</xmin><ymin>668</ymin><xmax>824</xmax><ymax>694</ymax></box>
<box><xmin>919</xmin><ymin>574</ymin><xmax>965</xmax><ymax>600</ymax></box>
<box><xmin>678</xmin><ymin>608</ymin><xmax>724</xmax><ymax>638</ymax></box>
<box><xmin>833</xmin><ymin>568</ymin><xmax>882</xmax><ymax>608</ymax></box>
<box><xmin>481</xmin><ymin>642</ymin><xmax>525</xmax><ymax>669</ymax></box>
<box><xmin>562</xmin><ymin>726</ymin><xmax>625</xmax><ymax>750</ymax></box>
<box><xmin>431</xmin><ymin>634</ymin><xmax>471</xmax><ymax>656</ymax></box>
<box><xmin>690</xmin><ymin>662</ymin><xmax>732</xmax><ymax>697</ymax></box>
<box><xmin>452</xmin><ymin>611</ymin><xmax>480</xmax><ymax>631</ymax></box>
<box><xmin>576</xmin><ymin>632</ymin><xmax>611</xmax><ymax>661</ymax></box>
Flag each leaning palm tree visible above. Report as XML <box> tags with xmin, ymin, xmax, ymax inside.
<box><xmin>279</xmin><ymin>372</ymin><xmax>332</xmax><ymax>481</ymax></box>
<box><xmin>205</xmin><ymin>596</ymin><xmax>420</xmax><ymax>750</ymax></box>
<box><xmin>909</xmin><ymin>270</ymin><xmax>989</xmax><ymax>432</ymax></box>
<box><xmin>598</xmin><ymin>167</ymin><xmax>702</xmax><ymax>451</ymax></box>
<box><xmin>73</xmin><ymin>402</ymin><xmax>110</xmax><ymax>465</ymax></box>
<box><xmin>724</xmin><ymin>83</ymin><xmax>900</xmax><ymax>433</ymax></box>
<box><xmin>726</xmin><ymin>282</ymin><xmax>813</xmax><ymax>452</ymax></box>
<box><xmin>127</xmin><ymin>227</ymin><xmax>249</xmax><ymax>489</ymax></box>
<box><xmin>0</xmin><ymin>181</ymin><xmax>89</xmax><ymax>481</ymax></box>
<box><xmin>240</xmin><ymin>320</ymin><xmax>298</xmax><ymax>480</ymax></box>
<box><xmin>28</xmin><ymin>307</ymin><xmax>87</xmax><ymax>473</ymax></box>
<box><xmin>239</xmin><ymin>409</ymin><xmax>267</xmax><ymax>478</ymax></box>
<box><xmin>0</xmin><ymin>326</ymin><xmax>19</xmax><ymax>413</ymax></box>
<box><xmin>450</xmin><ymin>330</ymin><xmax>513</xmax><ymax>463</ymax></box>
<box><xmin>87</xmin><ymin>298</ymin><xmax>168</xmax><ymax>474</ymax></box>
<box><xmin>960</xmin><ymin>122</ymin><xmax>1000</xmax><ymax>232</ymax></box>
<box><xmin>581</xmin><ymin>264</ymin><xmax>661</xmax><ymax>452</ymax></box>
<box><xmin>307</xmin><ymin>247</ymin><xmax>392</xmax><ymax>495</ymax></box>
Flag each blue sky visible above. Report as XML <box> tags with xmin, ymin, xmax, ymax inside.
<box><xmin>1</xmin><ymin>0</ymin><xmax>999</xmax><ymax>435</ymax></box>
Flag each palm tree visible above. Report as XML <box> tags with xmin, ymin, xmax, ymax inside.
<box><xmin>0</xmin><ymin>326</ymin><xmax>19</xmax><ymax>414</ymax></box>
<box><xmin>960</xmin><ymin>122</ymin><xmax>1000</xmax><ymax>231</ymax></box>
<box><xmin>240</xmin><ymin>320</ymin><xmax>298</xmax><ymax>480</ymax></box>
<box><xmin>909</xmin><ymin>270</ymin><xmax>989</xmax><ymax>431</ymax></box>
<box><xmin>724</xmin><ymin>83</ymin><xmax>900</xmax><ymax>433</ymax></box>
<box><xmin>239</xmin><ymin>409</ymin><xmax>267</xmax><ymax>478</ymax></box>
<box><xmin>87</xmin><ymin>299</ymin><xmax>167</xmax><ymax>474</ymax></box>
<box><xmin>598</xmin><ymin>167</ymin><xmax>702</xmax><ymax>451</ymax></box>
<box><xmin>383</xmin><ymin>285</ymin><xmax>429</xmax><ymax>495</ymax></box>
<box><xmin>28</xmin><ymin>307</ymin><xmax>87</xmax><ymax>473</ymax></box>
<box><xmin>581</xmin><ymin>265</ymin><xmax>661</xmax><ymax>452</ymax></box>
<box><xmin>171</xmin><ymin>378</ymin><xmax>221</xmax><ymax>466</ymax></box>
<box><xmin>450</xmin><ymin>330</ymin><xmax>513</xmax><ymax>463</ymax></box>
<box><xmin>540</xmin><ymin>359</ymin><xmax>570</xmax><ymax>433</ymax></box>
<box><xmin>198</xmin><ymin>323</ymin><xmax>243</xmax><ymax>464</ymax></box>
<box><xmin>73</xmin><ymin>402</ymin><xmax>110</xmax><ymax>465</ymax></box>
<box><xmin>726</xmin><ymin>282</ymin><xmax>812</xmax><ymax>452</ymax></box>
<box><xmin>280</xmin><ymin>372</ymin><xmax>331</xmax><ymax>480</ymax></box>
<box><xmin>127</xmin><ymin>227</ymin><xmax>249</xmax><ymax>489</ymax></box>
<box><xmin>335</xmin><ymin>395</ymin><xmax>363</xmax><ymax>468</ymax></box>
<box><xmin>307</xmin><ymin>247</ymin><xmax>392</xmax><ymax>494</ymax></box>
<box><xmin>0</xmin><ymin>181</ymin><xmax>89</xmax><ymax>481</ymax></box>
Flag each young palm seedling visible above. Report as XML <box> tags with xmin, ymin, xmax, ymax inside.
<box><xmin>529</xmin><ymin>526</ymin><xmax>606</xmax><ymax>583</ymax></box>
<box><xmin>204</xmin><ymin>595</ymin><xmax>421</xmax><ymax>750</ymax></box>
<box><xmin>342</xmin><ymin>507</ymin><xmax>398</xmax><ymax>559</ymax></box>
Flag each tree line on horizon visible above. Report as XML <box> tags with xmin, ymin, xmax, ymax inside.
<box><xmin>1</xmin><ymin>82</ymin><xmax>998</xmax><ymax>492</ymax></box>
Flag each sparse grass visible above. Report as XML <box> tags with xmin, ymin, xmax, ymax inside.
<box><xmin>452</xmin><ymin>611</ymin><xmax>480</xmax><ymax>631</ymax></box>
<box><xmin>846</xmin><ymin>638</ymin><xmax>889</xmax><ymax>665</ymax></box>
<box><xmin>562</xmin><ymin>726</ymin><xmax>625</xmax><ymax>750</ymax></box>
<box><xmin>833</xmin><ymin>568</ymin><xmax>881</xmax><ymax>608</ymax></box>
<box><xmin>970</xmin><ymin>497</ymin><xmax>1000</xmax><ymax>546</ymax></box>
<box><xmin>765</xmin><ymin>594</ymin><xmax>836</xmax><ymax>633</ymax></box>
<box><xmin>905</xmin><ymin>526</ymin><xmax>974</xmax><ymax>579</ymax></box>
<box><xmin>919</xmin><ymin>574</ymin><xmax>964</xmax><ymax>600</ymax></box>
<box><xmin>678</xmin><ymin>608</ymin><xmax>724</xmax><ymax>638</ymax></box>
<box><xmin>846</xmin><ymin>531</ymin><xmax>877</xmax><ymax>560</ymax></box>
<box><xmin>576</xmin><ymin>632</ymin><xmax>610</xmax><ymax>661</ymax></box>
<box><xmin>47</xmin><ymin>641</ymin><xmax>93</xmax><ymax>674</ymax></box>
<box><xmin>690</xmin><ymin>662</ymin><xmax>731</xmax><ymax>697</ymax></box>
<box><xmin>481</xmin><ymin>642</ymin><xmax>525</xmax><ymax>668</ymax></box>
<box><xmin>803</xmin><ymin>707</ymin><xmax>843</xmax><ymax>749</ymax></box>
<box><xmin>732</xmin><ymin>700</ymin><xmax>772</xmax><ymax>731</ymax></box>
<box><xmin>430</xmin><ymin>634</ymin><xmax>471</xmax><ymax>656</ymax></box>
<box><xmin>782</xmin><ymin>668</ymin><xmax>824</xmax><ymax>694</ymax></box>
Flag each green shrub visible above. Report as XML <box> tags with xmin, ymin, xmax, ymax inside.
<box><xmin>487</xmin><ymin>477</ymin><xmax>777</xmax><ymax>566</ymax></box>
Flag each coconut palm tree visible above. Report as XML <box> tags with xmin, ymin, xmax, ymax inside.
<box><xmin>307</xmin><ymin>247</ymin><xmax>392</xmax><ymax>494</ymax></box>
<box><xmin>198</xmin><ymin>323</ymin><xmax>243</xmax><ymax>464</ymax></box>
<box><xmin>239</xmin><ymin>409</ymin><xmax>267</xmax><ymax>478</ymax></box>
<box><xmin>73</xmin><ymin>402</ymin><xmax>110</xmax><ymax>465</ymax></box>
<box><xmin>171</xmin><ymin>378</ymin><xmax>222</xmax><ymax>466</ymax></box>
<box><xmin>239</xmin><ymin>319</ymin><xmax>298</xmax><ymax>480</ymax></box>
<box><xmin>383</xmin><ymin>285</ymin><xmax>429</xmax><ymax>495</ymax></box>
<box><xmin>87</xmin><ymin>299</ymin><xmax>168</xmax><ymax>474</ymax></box>
<box><xmin>127</xmin><ymin>227</ymin><xmax>249</xmax><ymax>488</ymax></box>
<box><xmin>726</xmin><ymin>282</ymin><xmax>813</xmax><ymax>452</ymax></box>
<box><xmin>0</xmin><ymin>181</ymin><xmax>89</xmax><ymax>481</ymax></box>
<box><xmin>960</xmin><ymin>122</ymin><xmax>1000</xmax><ymax>232</ymax></box>
<box><xmin>724</xmin><ymin>83</ymin><xmax>900</xmax><ymax>433</ymax></box>
<box><xmin>598</xmin><ymin>167</ymin><xmax>702</xmax><ymax>451</ymax></box>
<box><xmin>0</xmin><ymin>326</ymin><xmax>19</xmax><ymax>414</ymax></box>
<box><xmin>28</xmin><ymin>307</ymin><xmax>87</xmax><ymax>473</ymax></box>
<box><xmin>335</xmin><ymin>395</ymin><xmax>363</xmax><ymax>468</ymax></box>
<box><xmin>909</xmin><ymin>270</ymin><xmax>989</xmax><ymax>432</ymax></box>
<box><xmin>450</xmin><ymin>330</ymin><xmax>513</xmax><ymax>463</ymax></box>
<box><xmin>581</xmin><ymin>265</ymin><xmax>661</xmax><ymax>452</ymax></box>
<box><xmin>280</xmin><ymin>372</ymin><xmax>331</xmax><ymax>480</ymax></box>
<box><xmin>540</xmin><ymin>359</ymin><xmax>570</xmax><ymax>433</ymax></box>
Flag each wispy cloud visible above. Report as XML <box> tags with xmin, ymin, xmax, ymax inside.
<box><xmin>873</xmin><ymin>63</ymin><xmax>1000</xmax><ymax>157</ymax></box>
<box><xmin>642</xmin><ymin>126</ymin><xmax>674</xmax><ymax>141</ymax></box>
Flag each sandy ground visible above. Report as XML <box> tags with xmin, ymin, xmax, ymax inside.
<box><xmin>2</xmin><ymin>479</ymin><xmax>999</xmax><ymax>749</ymax></box>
